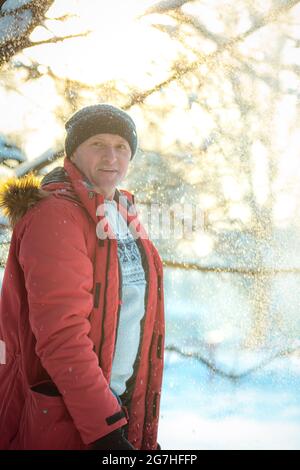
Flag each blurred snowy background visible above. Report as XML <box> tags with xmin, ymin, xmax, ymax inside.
<box><xmin>1</xmin><ymin>0</ymin><xmax>300</xmax><ymax>450</ymax></box>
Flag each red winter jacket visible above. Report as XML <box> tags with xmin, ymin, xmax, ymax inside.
<box><xmin>0</xmin><ymin>158</ymin><xmax>164</xmax><ymax>450</ymax></box>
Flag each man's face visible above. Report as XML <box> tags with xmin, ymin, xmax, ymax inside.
<box><xmin>70</xmin><ymin>133</ymin><xmax>132</xmax><ymax>199</ymax></box>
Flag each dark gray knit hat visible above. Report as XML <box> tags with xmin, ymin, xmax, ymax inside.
<box><xmin>65</xmin><ymin>104</ymin><xmax>138</xmax><ymax>159</ymax></box>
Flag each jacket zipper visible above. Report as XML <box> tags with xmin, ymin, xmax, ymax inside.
<box><xmin>112</xmin><ymin>256</ymin><xmax>123</xmax><ymax>360</ymax></box>
<box><xmin>98</xmin><ymin>238</ymin><xmax>111</xmax><ymax>368</ymax></box>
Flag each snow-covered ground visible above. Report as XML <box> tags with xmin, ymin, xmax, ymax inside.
<box><xmin>158</xmin><ymin>351</ymin><xmax>300</xmax><ymax>450</ymax></box>
<box><xmin>157</xmin><ymin>256</ymin><xmax>300</xmax><ymax>450</ymax></box>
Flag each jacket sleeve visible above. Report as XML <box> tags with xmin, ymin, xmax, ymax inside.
<box><xmin>18</xmin><ymin>199</ymin><xmax>128</xmax><ymax>444</ymax></box>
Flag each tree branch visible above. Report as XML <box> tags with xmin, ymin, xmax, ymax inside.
<box><xmin>166</xmin><ymin>344</ymin><xmax>300</xmax><ymax>380</ymax></box>
<box><xmin>0</xmin><ymin>0</ymin><xmax>55</xmax><ymax>66</ymax></box>
<box><xmin>21</xmin><ymin>31</ymin><xmax>91</xmax><ymax>49</ymax></box>
<box><xmin>168</xmin><ymin>9</ymin><xmax>225</xmax><ymax>45</ymax></box>
<box><xmin>234</xmin><ymin>0</ymin><xmax>300</xmax><ymax>41</ymax></box>
<box><xmin>125</xmin><ymin>0</ymin><xmax>300</xmax><ymax>109</ymax></box>
<box><xmin>140</xmin><ymin>0</ymin><xmax>196</xmax><ymax>17</ymax></box>
<box><xmin>162</xmin><ymin>260</ymin><xmax>300</xmax><ymax>276</ymax></box>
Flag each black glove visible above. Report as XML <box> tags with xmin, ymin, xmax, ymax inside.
<box><xmin>90</xmin><ymin>427</ymin><xmax>136</xmax><ymax>450</ymax></box>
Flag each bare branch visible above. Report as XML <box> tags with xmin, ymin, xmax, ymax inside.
<box><xmin>140</xmin><ymin>0</ymin><xmax>195</xmax><ymax>17</ymax></box>
<box><xmin>21</xmin><ymin>30</ymin><xmax>91</xmax><ymax>49</ymax></box>
<box><xmin>162</xmin><ymin>260</ymin><xmax>300</xmax><ymax>276</ymax></box>
<box><xmin>45</xmin><ymin>14</ymin><xmax>76</xmax><ymax>22</ymax></box>
<box><xmin>168</xmin><ymin>9</ymin><xmax>225</xmax><ymax>45</ymax></box>
<box><xmin>166</xmin><ymin>344</ymin><xmax>300</xmax><ymax>380</ymax></box>
<box><xmin>124</xmin><ymin>0</ymin><xmax>300</xmax><ymax>108</ymax></box>
<box><xmin>234</xmin><ymin>0</ymin><xmax>300</xmax><ymax>41</ymax></box>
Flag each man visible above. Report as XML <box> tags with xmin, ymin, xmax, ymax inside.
<box><xmin>0</xmin><ymin>104</ymin><xmax>165</xmax><ymax>450</ymax></box>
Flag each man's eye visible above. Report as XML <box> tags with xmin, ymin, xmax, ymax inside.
<box><xmin>93</xmin><ymin>142</ymin><xmax>104</xmax><ymax>147</ymax></box>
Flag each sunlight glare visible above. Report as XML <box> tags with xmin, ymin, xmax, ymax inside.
<box><xmin>27</xmin><ymin>0</ymin><xmax>176</xmax><ymax>87</ymax></box>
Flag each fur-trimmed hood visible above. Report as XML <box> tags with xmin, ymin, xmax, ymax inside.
<box><xmin>0</xmin><ymin>174</ymin><xmax>50</xmax><ymax>228</ymax></box>
<box><xmin>0</xmin><ymin>166</ymin><xmax>78</xmax><ymax>229</ymax></box>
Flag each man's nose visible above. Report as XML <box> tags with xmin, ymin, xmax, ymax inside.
<box><xmin>102</xmin><ymin>146</ymin><xmax>117</xmax><ymax>163</ymax></box>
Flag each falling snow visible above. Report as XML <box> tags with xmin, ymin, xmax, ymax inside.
<box><xmin>0</xmin><ymin>0</ymin><xmax>300</xmax><ymax>451</ymax></box>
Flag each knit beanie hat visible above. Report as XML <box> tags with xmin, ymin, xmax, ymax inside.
<box><xmin>64</xmin><ymin>104</ymin><xmax>138</xmax><ymax>159</ymax></box>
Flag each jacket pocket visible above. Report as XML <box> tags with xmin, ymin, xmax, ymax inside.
<box><xmin>11</xmin><ymin>385</ymin><xmax>85</xmax><ymax>450</ymax></box>
<box><xmin>30</xmin><ymin>380</ymin><xmax>61</xmax><ymax>397</ymax></box>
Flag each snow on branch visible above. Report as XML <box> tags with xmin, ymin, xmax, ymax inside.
<box><xmin>141</xmin><ymin>0</ymin><xmax>195</xmax><ymax>16</ymax></box>
<box><xmin>1</xmin><ymin>0</ymin><xmax>33</xmax><ymax>13</ymax></box>
<box><xmin>0</xmin><ymin>9</ymin><xmax>32</xmax><ymax>46</ymax></box>
<box><xmin>0</xmin><ymin>0</ymin><xmax>54</xmax><ymax>65</ymax></box>
<box><xmin>0</xmin><ymin>1</ymin><xmax>90</xmax><ymax>67</ymax></box>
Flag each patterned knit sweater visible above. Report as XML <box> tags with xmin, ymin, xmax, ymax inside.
<box><xmin>104</xmin><ymin>199</ymin><xmax>146</xmax><ymax>395</ymax></box>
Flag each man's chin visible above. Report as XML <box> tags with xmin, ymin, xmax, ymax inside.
<box><xmin>91</xmin><ymin>183</ymin><xmax>117</xmax><ymax>198</ymax></box>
